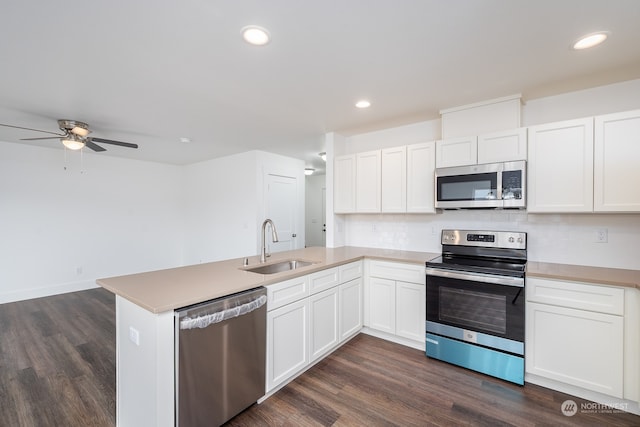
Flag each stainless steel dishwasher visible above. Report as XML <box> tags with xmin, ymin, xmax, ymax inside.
<box><xmin>175</xmin><ymin>287</ymin><xmax>267</xmax><ymax>426</ymax></box>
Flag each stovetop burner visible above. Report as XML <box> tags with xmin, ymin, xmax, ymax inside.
<box><xmin>426</xmin><ymin>229</ymin><xmax>527</xmax><ymax>277</ymax></box>
<box><xmin>426</xmin><ymin>254</ymin><xmax>526</xmax><ymax>277</ymax></box>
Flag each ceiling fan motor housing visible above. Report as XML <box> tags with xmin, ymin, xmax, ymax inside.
<box><xmin>58</xmin><ymin>119</ymin><xmax>90</xmax><ymax>137</ymax></box>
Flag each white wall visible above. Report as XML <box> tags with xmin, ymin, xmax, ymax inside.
<box><xmin>182</xmin><ymin>151</ymin><xmax>259</xmax><ymax>265</ymax></box>
<box><xmin>182</xmin><ymin>150</ymin><xmax>305</xmax><ymax>265</ymax></box>
<box><xmin>0</xmin><ymin>142</ymin><xmax>184</xmax><ymax>303</ymax></box>
<box><xmin>1</xmin><ymin>145</ymin><xmax>306</xmax><ymax>303</ymax></box>
<box><xmin>333</xmin><ymin>78</ymin><xmax>640</xmax><ymax>270</ymax></box>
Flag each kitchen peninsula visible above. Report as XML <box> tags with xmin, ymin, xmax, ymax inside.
<box><xmin>98</xmin><ymin>246</ymin><xmax>640</xmax><ymax>425</ymax></box>
<box><xmin>97</xmin><ymin>246</ymin><xmax>438</xmax><ymax>426</ymax></box>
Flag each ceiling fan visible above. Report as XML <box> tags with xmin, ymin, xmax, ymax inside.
<box><xmin>0</xmin><ymin>119</ymin><xmax>139</xmax><ymax>152</ymax></box>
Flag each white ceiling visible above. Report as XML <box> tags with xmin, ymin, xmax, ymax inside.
<box><xmin>2</xmin><ymin>0</ymin><xmax>640</xmax><ymax>174</ymax></box>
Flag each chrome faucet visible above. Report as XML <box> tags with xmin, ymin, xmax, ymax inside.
<box><xmin>260</xmin><ymin>219</ymin><xmax>279</xmax><ymax>263</ymax></box>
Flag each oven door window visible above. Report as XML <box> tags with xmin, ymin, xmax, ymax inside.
<box><xmin>437</xmin><ymin>172</ymin><xmax>498</xmax><ymax>201</ymax></box>
<box><xmin>426</xmin><ymin>274</ymin><xmax>524</xmax><ymax>342</ymax></box>
<box><xmin>439</xmin><ymin>288</ymin><xmax>506</xmax><ymax>334</ymax></box>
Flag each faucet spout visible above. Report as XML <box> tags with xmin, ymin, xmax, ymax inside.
<box><xmin>260</xmin><ymin>219</ymin><xmax>279</xmax><ymax>263</ymax></box>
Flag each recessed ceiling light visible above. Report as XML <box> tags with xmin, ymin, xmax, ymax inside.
<box><xmin>242</xmin><ymin>26</ymin><xmax>271</xmax><ymax>46</ymax></box>
<box><xmin>179</xmin><ymin>137</ymin><xmax>192</xmax><ymax>143</ymax></box>
<box><xmin>355</xmin><ymin>100</ymin><xmax>371</xmax><ymax>109</ymax></box>
<box><xmin>304</xmin><ymin>168</ymin><xmax>315</xmax><ymax>176</ymax></box>
<box><xmin>573</xmin><ymin>32</ymin><xmax>609</xmax><ymax>50</ymax></box>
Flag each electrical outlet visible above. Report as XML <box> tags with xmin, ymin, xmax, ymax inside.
<box><xmin>595</xmin><ymin>229</ymin><xmax>608</xmax><ymax>243</ymax></box>
<box><xmin>129</xmin><ymin>326</ymin><xmax>140</xmax><ymax>346</ymax></box>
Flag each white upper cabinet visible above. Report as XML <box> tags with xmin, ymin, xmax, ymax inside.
<box><xmin>381</xmin><ymin>146</ymin><xmax>407</xmax><ymax>213</ymax></box>
<box><xmin>356</xmin><ymin>150</ymin><xmax>381</xmax><ymax>212</ymax></box>
<box><xmin>436</xmin><ymin>135</ymin><xmax>477</xmax><ymax>167</ymax></box>
<box><xmin>527</xmin><ymin>117</ymin><xmax>594</xmax><ymax>213</ymax></box>
<box><xmin>477</xmin><ymin>128</ymin><xmax>527</xmax><ymax>164</ymax></box>
<box><xmin>437</xmin><ymin>128</ymin><xmax>527</xmax><ymax>168</ymax></box>
<box><xmin>406</xmin><ymin>141</ymin><xmax>436</xmax><ymax>213</ymax></box>
<box><xmin>334</xmin><ymin>154</ymin><xmax>356</xmax><ymax>213</ymax></box>
<box><xmin>594</xmin><ymin>109</ymin><xmax>640</xmax><ymax>212</ymax></box>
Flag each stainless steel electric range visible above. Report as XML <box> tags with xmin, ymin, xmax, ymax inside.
<box><xmin>425</xmin><ymin>229</ymin><xmax>527</xmax><ymax>385</ymax></box>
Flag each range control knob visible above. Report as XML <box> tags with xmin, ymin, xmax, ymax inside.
<box><xmin>508</xmin><ymin>236</ymin><xmax>515</xmax><ymax>243</ymax></box>
<box><xmin>517</xmin><ymin>237</ymin><xmax>523</xmax><ymax>243</ymax></box>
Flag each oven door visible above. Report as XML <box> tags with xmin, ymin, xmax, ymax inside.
<box><xmin>426</xmin><ymin>268</ymin><xmax>524</xmax><ymax>355</ymax></box>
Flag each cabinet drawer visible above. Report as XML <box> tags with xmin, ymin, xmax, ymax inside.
<box><xmin>369</xmin><ymin>260</ymin><xmax>425</xmax><ymax>284</ymax></box>
<box><xmin>339</xmin><ymin>261</ymin><xmax>363</xmax><ymax>283</ymax></box>
<box><xmin>267</xmin><ymin>275</ymin><xmax>310</xmax><ymax>311</ymax></box>
<box><xmin>526</xmin><ymin>277</ymin><xmax>624</xmax><ymax>315</ymax></box>
<box><xmin>309</xmin><ymin>267</ymin><xmax>340</xmax><ymax>295</ymax></box>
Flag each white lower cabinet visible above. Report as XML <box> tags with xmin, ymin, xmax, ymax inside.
<box><xmin>366</xmin><ymin>260</ymin><xmax>425</xmax><ymax>347</ymax></box>
<box><xmin>339</xmin><ymin>277</ymin><xmax>363</xmax><ymax>340</ymax></box>
<box><xmin>310</xmin><ymin>287</ymin><xmax>339</xmax><ymax>362</ymax></box>
<box><xmin>396</xmin><ymin>281</ymin><xmax>426</xmax><ymax>342</ymax></box>
<box><xmin>266</xmin><ymin>297</ymin><xmax>309</xmax><ymax>392</ymax></box>
<box><xmin>266</xmin><ymin>261</ymin><xmax>363</xmax><ymax>393</ymax></box>
<box><xmin>526</xmin><ymin>277</ymin><xmax>625</xmax><ymax>398</ymax></box>
<box><xmin>369</xmin><ymin>277</ymin><xmax>396</xmax><ymax>334</ymax></box>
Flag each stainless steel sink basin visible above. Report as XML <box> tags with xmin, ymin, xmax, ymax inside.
<box><xmin>243</xmin><ymin>259</ymin><xmax>314</xmax><ymax>274</ymax></box>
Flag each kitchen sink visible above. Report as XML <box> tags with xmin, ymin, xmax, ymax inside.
<box><xmin>243</xmin><ymin>259</ymin><xmax>314</xmax><ymax>274</ymax></box>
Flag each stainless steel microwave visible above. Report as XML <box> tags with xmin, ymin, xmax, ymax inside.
<box><xmin>435</xmin><ymin>161</ymin><xmax>526</xmax><ymax>209</ymax></box>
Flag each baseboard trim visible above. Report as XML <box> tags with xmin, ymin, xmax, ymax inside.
<box><xmin>0</xmin><ymin>280</ymin><xmax>98</xmax><ymax>304</ymax></box>
<box><xmin>526</xmin><ymin>373</ymin><xmax>640</xmax><ymax>416</ymax></box>
<box><xmin>360</xmin><ymin>327</ymin><xmax>425</xmax><ymax>351</ymax></box>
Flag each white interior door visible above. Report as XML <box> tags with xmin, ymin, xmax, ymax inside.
<box><xmin>266</xmin><ymin>174</ymin><xmax>297</xmax><ymax>254</ymax></box>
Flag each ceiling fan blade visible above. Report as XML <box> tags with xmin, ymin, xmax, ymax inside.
<box><xmin>85</xmin><ymin>140</ymin><xmax>107</xmax><ymax>152</ymax></box>
<box><xmin>20</xmin><ymin>136</ymin><xmax>63</xmax><ymax>141</ymax></box>
<box><xmin>90</xmin><ymin>137</ymin><xmax>138</xmax><ymax>149</ymax></box>
<box><xmin>0</xmin><ymin>123</ymin><xmax>64</xmax><ymax>136</ymax></box>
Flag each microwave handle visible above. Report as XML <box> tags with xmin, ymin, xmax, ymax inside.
<box><xmin>496</xmin><ymin>165</ymin><xmax>503</xmax><ymax>200</ymax></box>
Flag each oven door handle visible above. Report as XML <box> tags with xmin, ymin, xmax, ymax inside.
<box><xmin>426</xmin><ymin>267</ymin><xmax>524</xmax><ymax>288</ymax></box>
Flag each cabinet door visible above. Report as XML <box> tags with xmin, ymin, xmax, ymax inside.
<box><xmin>477</xmin><ymin>128</ymin><xmax>527</xmax><ymax>163</ymax></box>
<box><xmin>436</xmin><ymin>136</ymin><xmax>478</xmax><ymax>168</ymax></box>
<box><xmin>594</xmin><ymin>109</ymin><xmax>640</xmax><ymax>212</ymax></box>
<box><xmin>527</xmin><ymin>118</ymin><xmax>594</xmax><ymax>212</ymax></box>
<box><xmin>339</xmin><ymin>277</ymin><xmax>363</xmax><ymax>341</ymax></box>
<box><xmin>395</xmin><ymin>281</ymin><xmax>425</xmax><ymax>342</ymax></box>
<box><xmin>381</xmin><ymin>146</ymin><xmax>407</xmax><ymax>213</ymax></box>
<box><xmin>334</xmin><ymin>154</ymin><xmax>356</xmax><ymax>213</ymax></box>
<box><xmin>266</xmin><ymin>298</ymin><xmax>309</xmax><ymax>391</ymax></box>
<box><xmin>356</xmin><ymin>150</ymin><xmax>381</xmax><ymax>212</ymax></box>
<box><xmin>309</xmin><ymin>287</ymin><xmax>339</xmax><ymax>362</ymax></box>
<box><xmin>526</xmin><ymin>301</ymin><xmax>623</xmax><ymax>398</ymax></box>
<box><xmin>368</xmin><ymin>277</ymin><xmax>396</xmax><ymax>334</ymax></box>
<box><xmin>406</xmin><ymin>141</ymin><xmax>436</xmax><ymax>213</ymax></box>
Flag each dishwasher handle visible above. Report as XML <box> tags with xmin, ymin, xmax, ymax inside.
<box><xmin>180</xmin><ymin>294</ymin><xmax>267</xmax><ymax>330</ymax></box>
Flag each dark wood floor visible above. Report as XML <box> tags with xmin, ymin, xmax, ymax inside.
<box><xmin>0</xmin><ymin>288</ymin><xmax>116</xmax><ymax>426</ymax></box>
<box><xmin>229</xmin><ymin>334</ymin><xmax>640</xmax><ymax>427</ymax></box>
<box><xmin>2</xmin><ymin>288</ymin><xmax>639</xmax><ymax>426</ymax></box>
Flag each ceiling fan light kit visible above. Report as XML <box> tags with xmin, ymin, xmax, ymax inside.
<box><xmin>61</xmin><ymin>133</ymin><xmax>85</xmax><ymax>150</ymax></box>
